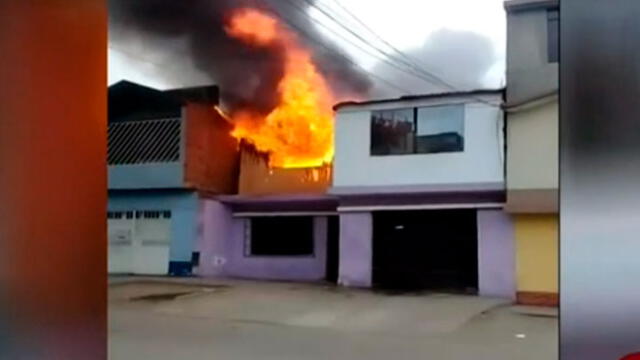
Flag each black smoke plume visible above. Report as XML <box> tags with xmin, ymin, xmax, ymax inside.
<box><xmin>108</xmin><ymin>0</ymin><xmax>372</xmax><ymax>116</ymax></box>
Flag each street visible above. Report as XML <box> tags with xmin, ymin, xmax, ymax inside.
<box><xmin>109</xmin><ymin>278</ymin><xmax>557</xmax><ymax>360</ymax></box>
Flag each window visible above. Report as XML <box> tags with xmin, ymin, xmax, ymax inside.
<box><xmin>371</xmin><ymin>104</ymin><xmax>465</xmax><ymax>155</ymax></box>
<box><xmin>547</xmin><ymin>9</ymin><xmax>559</xmax><ymax>63</ymax></box>
<box><xmin>248</xmin><ymin>216</ymin><xmax>314</xmax><ymax>256</ymax></box>
<box><xmin>416</xmin><ymin>105</ymin><xmax>465</xmax><ymax>153</ymax></box>
<box><xmin>370</xmin><ymin>108</ymin><xmax>414</xmax><ymax>155</ymax></box>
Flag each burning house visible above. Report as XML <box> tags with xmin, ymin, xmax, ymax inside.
<box><xmin>194</xmin><ymin>8</ymin><xmax>341</xmax><ymax>282</ymax></box>
<box><xmin>109</xmin><ymin>4</ymin><xmax>516</xmax><ymax>301</ymax></box>
<box><xmin>107</xmin><ymin>80</ymin><xmax>238</xmax><ymax>276</ymax></box>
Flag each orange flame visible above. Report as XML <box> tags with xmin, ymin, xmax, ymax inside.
<box><xmin>225</xmin><ymin>8</ymin><xmax>335</xmax><ymax>169</ymax></box>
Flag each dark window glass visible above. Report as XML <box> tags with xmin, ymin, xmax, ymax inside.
<box><xmin>371</xmin><ymin>105</ymin><xmax>465</xmax><ymax>155</ymax></box>
<box><xmin>249</xmin><ymin>217</ymin><xmax>314</xmax><ymax>256</ymax></box>
<box><xmin>548</xmin><ymin>9</ymin><xmax>559</xmax><ymax>63</ymax></box>
<box><xmin>416</xmin><ymin>105</ymin><xmax>465</xmax><ymax>153</ymax></box>
<box><xmin>370</xmin><ymin>108</ymin><xmax>414</xmax><ymax>155</ymax></box>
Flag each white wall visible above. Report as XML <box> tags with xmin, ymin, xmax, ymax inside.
<box><xmin>333</xmin><ymin>97</ymin><xmax>504</xmax><ymax>189</ymax></box>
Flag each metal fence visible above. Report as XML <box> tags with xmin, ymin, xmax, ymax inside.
<box><xmin>107</xmin><ymin>118</ymin><xmax>182</xmax><ymax>165</ymax></box>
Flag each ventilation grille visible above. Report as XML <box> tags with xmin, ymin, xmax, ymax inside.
<box><xmin>108</xmin><ymin>118</ymin><xmax>182</xmax><ymax>165</ymax></box>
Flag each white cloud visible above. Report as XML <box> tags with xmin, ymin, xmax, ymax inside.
<box><xmin>309</xmin><ymin>0</ymin><xmax>506</xmax><ymax>69</ymax></box>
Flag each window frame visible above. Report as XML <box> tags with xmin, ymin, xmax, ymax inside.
<box><xmin>370</xmin><ymin>103</ymin><xmax>466</xmax><ymax>156</ymax></box>
<box><xmin>244</xmin><ymin>216</ymin><xmax>316</xmax><ymax>258</ymax></box>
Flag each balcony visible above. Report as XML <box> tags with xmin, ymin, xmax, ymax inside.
<box><xmin>108</xmin><ymin>117</ymin><xmax>185</xmax><ymax>189</ymax></box>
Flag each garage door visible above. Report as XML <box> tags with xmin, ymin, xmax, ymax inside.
<box><xmin>108</xmin><ymin>211</ymin><xmax>134</xmax><ymax>274</ymax></box>
<box><xmin>108</xmin><ymin>210</ymin><xmax>171</xmax><ymax>275</ymax></box>
<box><xmin>372</xmin><ymin>209</ymin><xmax>478</xmax><ymax>292</ymax></box>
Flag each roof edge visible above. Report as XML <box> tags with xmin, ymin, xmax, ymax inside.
<box><xmin>503</xmin><ymin>90</ymin><xmax>558</xmax><ymax>112</ymax></box>
<box><xmin>333</xmin><ymin>88</ymin><xmax>505</xmax><ymax>111</ymax></box>
<box><xmin>504</xmin><ymin>0</ymin><xmax>559</xmax><ymax>13</ymax></box>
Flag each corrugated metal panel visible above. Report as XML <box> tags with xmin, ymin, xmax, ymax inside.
<box><xmin>107</xmin><ymin>118</ymin><xmax>182</xmax><ymax>165</ymax></box>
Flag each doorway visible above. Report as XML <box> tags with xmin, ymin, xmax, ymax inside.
<box><xmin>325</xmin><ymin>216</ymin><xmax>340</xmax><ymax>283</ymax></box>
<box><xmin>372</xmin><ymin>209</ymin><xmax>478</xmax><ymax>292</ymax></box>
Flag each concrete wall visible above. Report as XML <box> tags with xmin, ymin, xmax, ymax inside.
<box><xmin>506</xmin><ymin>101</ymin><xmax>558</xmax><ymax>191</ymax></box>
<box><xmin>197</xmin><ymin>204</ymin><xmax>517</xmax><ymax>298</ymax></box>
<box><xmin>197</xmin><ymin>200</ymin><xmax>328</xmax><ymax>281</ymax></box>
<box><xmin>338</xmin><ymin>210</ymin><xmax>516</xmax><ymax>296</ymax></box>
<box><xmin>505</xmin><ymin>5</ymin><xmax>558</xmax><ymax>305</ymax></box>
<box><xmin>477</xmin><ymin>210</ymin><xmax>516</xmax><ymax>299</ymax></box>
<box><xmin>183</xmin><ymin>103</ymin><xmax>239</xmax><ymax>194</ymax></box>
<box><xmin>506</xmin><ymin>6</ymin><xmax>558</xmax><ymax>103</ymax></box>
<box><xmin>109</xmin><ymin>103</ymin><xmax>240</xmax><ymax>193</ymax></box>
<box><xmin>514</xmin><ymin>214</ymin><xmax>558</xmax><ymax>293</ymax></box>
<box><xmin>334</xmin><ymin>97</ymin><xmax>504</xmax><ymax>189</ymax></box>
<box><xmin>195</xmin><ymin>200</ymin><xmax>232</xmax><ymax>276</ymax></box>
<box><xmin>505</xmin><ymin>2</ymin><xmax>558</xmax><ymax>214</ymax></box>
<box><xmin>108</xmin><ymin>190</ymin><xmax>198</xmax><ymax>266</ymax></box>
<box><xmin>108</xmin><ymin>163</ymin><xmax>184</xmax><ymax>189</ymax></box>
<box><xmin>338</xmin><ymin>212</ymin><xmax>373</xmax><ymax>288</ymax></box>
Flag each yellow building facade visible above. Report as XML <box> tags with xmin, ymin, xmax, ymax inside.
<box><xmin>514</xmin><ymin>215</ymin><xmax>558</xmax><ymax>303</ymax></box>
<box><xmin>505</xmin><ymin>99</ymin><xmax>558</xmax><ymax>306</ymax></box>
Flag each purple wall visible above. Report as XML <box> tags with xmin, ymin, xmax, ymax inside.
<box><xmin>195</xmin><ymin>200</ymin><xmax>233</xmax><ymax>276</ymax></box>
<box><xmin>338</xmin><ymin>212</ymin><xmax>372</xmax><ymax>287</ymax></box>
<box><xmin>196</xmin><ymin>199</ymin><xmax>328</xmax><ymax>281</ymax></box>
<box><xmin>477</xmin><ymin>209</ymin><xmax>516</xmax><ymax>299</ymax></box>
<box><xmin>196</xmin><ymin>201</ymin><xmax>514</xmax><ymax>296</ymax></box>
<box><xmin>225</xmin><ymin>217</ymin><xmax>327</xmax><ymax>281</ymax></box>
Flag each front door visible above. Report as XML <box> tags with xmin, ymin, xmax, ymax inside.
<box><xmin>132</xmin><ymin>210</ymin><xmax>171</xmax><ymax>275</ymax></box>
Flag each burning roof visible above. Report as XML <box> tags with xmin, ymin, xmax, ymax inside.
<box><xmin>224</xmin><ymin>8</ymin><xmax>336</xmax><ymax>169</ymax></box>
<box><xmin>109</xmin><ymin>1</ymin><xmax>372</xmax><ymax>171</ymax></box>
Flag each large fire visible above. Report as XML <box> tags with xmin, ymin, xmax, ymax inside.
<box><xmin>225</xmin><ymin>8</ymin><xmax>335</xmax><ymax>169</ymax></box>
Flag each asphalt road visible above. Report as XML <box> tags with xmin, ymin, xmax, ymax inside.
<box><xmin>109</xmin><ymin>279</ymin><xmax>557</xmax><ymax>360</ymax></box>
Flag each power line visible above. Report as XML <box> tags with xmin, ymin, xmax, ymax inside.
<box><xmin>280</xmin><ymin>0</ymin><xmax>443</xmax><ymax>90</ymax></box>
<box><xmin>324</xmin><ymin>0</ymin><xmax>452</xmax><ymax>86</ymax></box>
<box><xmin>299</xmin><ymin>0</ymin><xmax>449</xmax><ymax>87</ymax></box>
<box><xmin>112</xmin><ymin>12</ymin><xmax>410</xmax><ymax>95</ymax></box>
<box><xmin>263</xmin><ymin>4</ymin><xmax>412</xmax><ymax>94</ymax></box>
<box><xmin>306</xmin><ymin>0</ymin><xmax>501</xmax><ymax>107</ymax></box>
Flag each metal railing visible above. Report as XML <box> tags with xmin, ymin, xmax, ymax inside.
<box><xmin>107</xmin><ymin>118</ymin><xmax>182</xmax><ymax>165</ymax></box>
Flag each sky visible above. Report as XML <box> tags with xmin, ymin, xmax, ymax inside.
<box><xmin>108</xmin><ymin>0</ymin><xmax>506</xmax><ymax>97</ymax></box>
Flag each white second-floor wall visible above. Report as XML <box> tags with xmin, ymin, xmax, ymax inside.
<box><xmin>332</xmin><ymin>93</ymin><xmax>504</xmax><ymax>191</ymax></box>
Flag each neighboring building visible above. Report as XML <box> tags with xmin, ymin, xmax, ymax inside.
<box><xmin>503</xmin><ymin>0</ymin><xmax>559</xmax><ymax>306</ymax></box>
<box><xmin>330</xmin><ymin>90</ymin><xmax>515</xmax><ymax>299</ymax></box>
<box><xmin>195</xmin><ymin>144</ymin><xmax>339</xmax><ymax>282</ymax></box>
<box><xmin>107</xmin><ymin>81</ymin><xmax>238</xmax><ymax>276</ymax></box>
